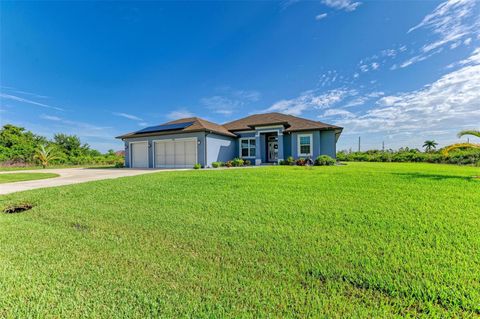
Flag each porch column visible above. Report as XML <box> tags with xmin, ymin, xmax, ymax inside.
<box><xmin>255</xmin><ymin>133</ymin><xmax>262</xmax><ymax>165</ymax></box>
<box><xmin>277</xmin><ymin>131</ymin><xmax>284</xmax><ymax>163</ymax></box>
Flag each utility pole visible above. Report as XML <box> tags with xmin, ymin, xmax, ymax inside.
<box><xmin>382</xmin><ymin>141</ymin><xmax>385</xmax><ymax>152</ymax></box>
<box><xmin>358</xmin><ymin>136</ymin><xmax>361</xmax><ymax>152</ymax></box>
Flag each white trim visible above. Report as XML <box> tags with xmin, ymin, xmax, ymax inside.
<box><xmin>129</xmin><ymin>141</ymin><xmax>149</xmax><ymax>168</ymax></box>
<box><xmin>297</xmin><ymin>133</ymin><xmax>313</xmax><ymax>157</ymax></box>
<box><xmin>239</xmin><ymin>137</ymin><xmax>256</xmax><ymax>159</ymax></box>
<box><xmin>255</xmin><ymin>129</ymin><xmax>281</xmax><ymax>137</ymax></box>
<box><xmin>234</xmin><ymin>130</ymin><xmax>256</xmax><ymax>134</ymax></box>
<box><xmin>252</xmin><ymin>125</ymin><xmax>284</xmax><ymax>130</ymax></box>
<box><xmin>152</xmin><ymin>137</ymin><xmax>198</xmax><ymax>168</ymax></box>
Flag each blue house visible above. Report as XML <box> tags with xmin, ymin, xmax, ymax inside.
<box><xmin>116</xmin><ymin>112</ymin><xmax>343</xmax><ymax>168</ymax></box>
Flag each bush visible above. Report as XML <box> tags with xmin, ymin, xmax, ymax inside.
<box><xmin>114</xmin><ymin>161</ymin><xmax>124</xmax><ymax>168</ymax></box>
<box><xmin>232</xmin><ymin>158</ymin><xmax>244</xmax><ymax>167</ymax></box>
<box><xmin>244</xmin><ymin>159</ymin><xmax>251</xmax><ymax>166</ymax></box>
<box><xmin>279</xmin><ymin>160</ymin><xmax>287</xmax><ymax>165</ymax></box>
<box><xmin>193</xmin><ymin>163</ymin><xmax>201</xmax><ymax>169</ymax></box>
<box><xmin>286</xmin><ymin>156</ymin><xmax>295</xmax><ymax>165</ymax></box>
<box><xmin>336</xmin><ymin>148</ymin><xmax>480</xmax><ymax>166</ymax></box>
<box><xmin>295</xmin><ymin>158</ymin><xmax>306</xmax><ymax>166</ymax></box>
<box><xmin>212</xmin><ymin>162</ymin><xmax>221</xmax><ymax>168</ymax></box>
<box><xmin>225</xmin><ymin>161</ymin><xmax>233</xmax><ymax>168</ymax></box>
<box><xmin>315</xmin><ymin>155</ymin><xmax>335</xmax><ymax>166</ymax></box>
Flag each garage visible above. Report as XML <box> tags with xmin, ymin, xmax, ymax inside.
<box><xmin>130</xmin><ymin>142</ymin><xmax>149</xmax><ymax>168</ymax></box>
<box><xmin>154</xmin><ymin>138</ymin><xmax>197</xmax><ymax>168</ymax></box>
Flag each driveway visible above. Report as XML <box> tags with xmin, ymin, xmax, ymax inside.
<box><xmin>0</xmin><ymin>168</ymin><xmax>186</xmax><ymax>195</ymax></box>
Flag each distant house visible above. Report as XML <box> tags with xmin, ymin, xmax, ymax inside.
<box><xmin>116</xmin><ymin>112</ymin><xmax>342</xmax><ymax>168</ymax></box>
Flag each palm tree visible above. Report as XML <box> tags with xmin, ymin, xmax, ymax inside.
<box><xmin>442</xmin><ymin>129</ymin><xmax>480</xmax><ymax>155</ymax></box>
<box><xmin>34</xmin><ymin>145</ymin><xmax>60</xmax><ymax>168</ymax></box>
<box><xmin>423</xmin><ymin>140</ymin><xmax>438</xmax><ymax>153</ymax></box>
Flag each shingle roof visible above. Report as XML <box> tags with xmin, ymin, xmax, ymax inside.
<box><xmin>117</xmin><ymin>113</ymin><xmax>341</xmax><ymax>139</ymax></box>
<box><xmin>223</xmin><ymin>112</ymin><xmax>342</xmax><ymax>132</ymax></box>
<box><xmin>116</xmin><ymin>117</ymin><xmax>236</xmax><ymax>138</ymax></box>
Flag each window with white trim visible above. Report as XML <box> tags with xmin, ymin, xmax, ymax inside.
<box><xmin>240</xmin><ymin>138</ymin><xmax>256</xmax><ymax>158</ymax></box>
<box><xmin>298</xmin><ymin>134</ymin><xmax>312</xmax><ymax>156</ymax></box>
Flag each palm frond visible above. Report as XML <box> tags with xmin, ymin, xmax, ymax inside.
<box><xmin>457</xmin><ymin>130</ymin><xmax>480</xmax><ymax>138</ymax></box>
<box><xmin>442</xmin><ymin>143</ymin><xmax>480</xmax><ymax>155</ymax></box>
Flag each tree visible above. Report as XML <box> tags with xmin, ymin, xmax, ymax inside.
<box><xmin>53</xmin><ymin>133</ymin><xmax>90</xmax><ymax>157</ymax></box>
<box><xmin>34</xmin><ymin>145</ymin><xmax>60</xmax><ymax>168</ymax></box>
<box><xmin>0</xmin><ymin>124</ymin><xmax>47</xmax><ymax>162</ymax></box>
<box><xmin>442</xmin><ymin>129</ymin><xmax>480</xmax><ymax>155</ymax></box>
<box><xmin>423</xmin><ymin>140</ymin><xmax>438</xmax><ymax>153</ymax></box>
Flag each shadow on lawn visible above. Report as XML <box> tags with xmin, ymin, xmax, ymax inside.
<box><xmin>392</xmin><ymin>172</ymin><xmax>478</xmax><ymax>181</ymax></box>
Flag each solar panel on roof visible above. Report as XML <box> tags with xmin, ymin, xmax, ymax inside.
<box><xmin>133</xmin><ymin>121</ymin><xmax>194</xmax><ymax>134</ymax></box>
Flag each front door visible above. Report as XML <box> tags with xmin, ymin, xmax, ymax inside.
<box><xmin>267</xmin><ymin>135</ymin><xmax>278</xmax><ymax>162</ymax></box>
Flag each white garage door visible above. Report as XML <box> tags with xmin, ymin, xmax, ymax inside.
<box><xmin>154</xmin><ymin>138</ymin><xmax>197</xmax><ymax>168</ymax></box>
<box><xmin>130</xmin><ymin>142</ymin><xmax>149</xmax><ymax>168</ymax></box>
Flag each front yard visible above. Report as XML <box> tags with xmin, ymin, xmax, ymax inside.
<box><xmin>0</xmin><ymin>172</ymin><xmax>59</xmax><ymax>184</ymax></box>
<box><xmin>0</xmin><ymin>163</ymin><xmax>479</xmax><ymax>317</ymax></box>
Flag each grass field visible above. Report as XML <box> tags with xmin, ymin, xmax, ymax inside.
<box><xmin>0</xmin><ymin>164</ymin><xmax>115</xmax><ymax>171</ymax></box>
<box><xmin>0</xmin><ymin>172</ymin><xmax>59</xmax><ymax>184</ymax></box>
<box><xmin>0</xmin><ymin>163</ymin><xmax>479</xmax><ymax>317</ymax></box>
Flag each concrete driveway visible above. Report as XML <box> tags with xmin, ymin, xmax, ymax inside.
<box><xmin>0</xmin><ymin>168</ymin><xmax>185</xmax><ymax>195</ymax></box>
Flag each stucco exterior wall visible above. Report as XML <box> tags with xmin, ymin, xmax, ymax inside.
<box><xmin>206</xmin><ymin>133</ymin><xmax>236</xmax><ymax>166</ymax></box>
<box><xmin>320</xmin><ymin>130</ymin><xmax>337</xmax><ymax>158</ymax></box>
<box><xmin>123</xmin><ymin>132</ymin><xmax>206</xmax><ymax>168</ymax></box>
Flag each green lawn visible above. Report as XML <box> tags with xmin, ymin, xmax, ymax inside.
<box><xmin>0</xmin><ymin>164</ymin><xmax>115</xmax><ymax>171</ymax></box>
<box><xmin>0</xmin><ymin>172</ymin><xmax>59</xmax><ymax>184</ymax></box>
<box><xmin>0</xmin><ymin>163</ymin><xmax>479</xmax><ymax>317</ymax></box>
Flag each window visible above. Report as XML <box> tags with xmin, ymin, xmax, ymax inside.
<box><xmin>240</xmin><ymin>138</ymin><xmax>256</xmax><ymax>158</ymax></box>
<box><xmin>298</xmin><ymin>134</ymin><xmax>312</xmax><ymax>156</ymax></box>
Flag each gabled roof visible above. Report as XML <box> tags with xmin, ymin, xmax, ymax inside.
<box><xmin>223</xmin><ymin>112</ymin><xmax>342</xmax><ymax>132</ymax></box>
<box><xmin>117</xmin><ymin>113</ymin><xmax>342</xmax><ymax>139</ymax></box>
<box><xmin>116</xmin><ymin>117</ymin><xmax>236</xmax><ymax>139</ymax></box>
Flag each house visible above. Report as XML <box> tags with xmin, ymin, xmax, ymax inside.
<box><xmin>116</xmin><ymin>112</ymin><xmax>342</xmax><ymax>168</ymax></box>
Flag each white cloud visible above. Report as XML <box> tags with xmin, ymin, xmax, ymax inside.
<box><xmin>112</xmin><ymin>112</ymin><xmax>143</xmax><ymax>121</ymax></box>
<box><xmin>201</xmin><ymin>87</ymin><xmax>260</xmax><ymax>116</ymax></box>
<box><xmin>359</xmin><ymin>64</ymin><xmax>369</xmax><ymax>72</ymax></box>
<box><xmin>40</xmin><ymin>114</ymin><xmax>62</xmax><ymax>121</ymax></box>
<box><xmin>315</xmin><ymin>13</ymin><xmax>328</xmax><ymax>20</ymax></box>
<box><xmin>322</xmin><ymin>0</ymin><xmax>361</xmax><ymax>11</ymax></box>
<box><xmin>261</xmin><ymin>88</ymin><xmax>352</xmax><ymax>116</ymax></box>
<box><xmin>166</xmin><ymin>109</ymin><xmax>194</xmax><ymax>120</ymax></box>
<box><xmin>371</xmin><ymin>62</ymin><xmax>380</xmax><ymax>70</ymax></box>
<box><xmin>280</xmin><ymin>0</ymin><xmax>301</xmax><ymax>10</ymax></box>
<box><xmin>0</xmin><ymin>86</ymin><xmax>49</xmax><ymax>99</ymax></box>
<box><xmin>338</xmin><ymin>51</ymin><xmax>480</xmax><ymax>146</ymax></box>
<box><xmin>401</xmin><ymin>0</ymin><xmax>479</xmax><ymax>68</ymax></box>
<box><xmin>201</xmin><ymin>96</ymin><xmax>240</xmax><ymax>116</ymax></box>
<box><xmin>39</xmin><ymin>114</ymin><xmax>112</xmax><ymax>138</ymax></box>
<box><xmin>322</xmin><ymin>109</ymin><xmax>356</xmax><ymax>119</ymax></box>
<box><xmin>0</xmin><ymin>93</ymin><xmax>64</xmax><ymax>111</ymax></box>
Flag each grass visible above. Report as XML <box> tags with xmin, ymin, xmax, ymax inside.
<box><xmin>0</xmin><ymin>162</ymin><xmax>479</xmax><ymax>317</ymax></box>
<box><xmin>0</xmin><ymin>164</ymin><xmax>115</xmax><ymax>171</ymax></box>
<box><xmin>0</xmin><ymin>172</ymin><xmax>59</xmax><ymax>184</ymax></box>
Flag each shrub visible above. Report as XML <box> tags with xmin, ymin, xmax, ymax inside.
<box><xmin>193</xmin><ymin>163</ymin><xmax>201</xmax><ymax>169</ymax></box>
<box><xmin>212</xmin><ymin>162</ymin><xmax>221</xmax><ymax>168</ymax></box>
<box><xmin>279</xmin><ymin>160</ymin><xmax>287</xmax><ymax>165</ymax></box>
<box><xmin>295</xmin><ymin>158</ymin><xmax>306</xmax><ymax>166</ymax></box>
<box><xmin>225</xmin><ymin>161</ymin><xmax>233</xmax><ymax>168</ymax></box>
<box><xmin>315</xmin><ymin>155</ymin><xmax>335</xmax><ymax>166</ymax></box>
<box><xmin>114</xmin><ymin>161</ymin><xmax>124</xmax><ymax>168</ymax></box>
<box><xmin>244</xmin><ymin>159</ymin><xmax>251</xmax><ymax>166</ymax></box>
<box><xmin>232</xmin><ymin>158</ymin><xmax>244</xmax><ymax>167</ymax></box>
<box><xmin>286</xmin><ymin>156</ymin><xmax>295</xmax><ymax>165</ymax></box>
<box><xmin>336</xmin><ymin>148</ymin><xmax>480</xmax><ymax>166</ymax></box>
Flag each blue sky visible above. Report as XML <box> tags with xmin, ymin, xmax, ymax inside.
<box><xmin>1</xmin><ymin>0</ymin><xmax>479</xmax><ymax>152</ymax></box>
